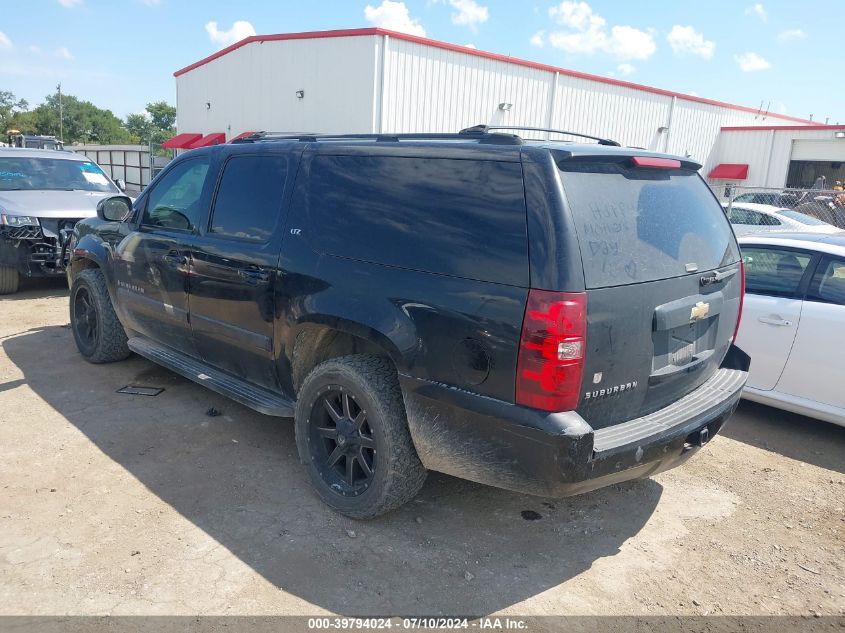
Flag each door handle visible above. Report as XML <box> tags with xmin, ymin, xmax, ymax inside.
<box><xmin>758</xmin><ymin>316</ymin><xmax>792</xmax><ymax>327</ymax></box>
<box><xmin>162</xmin><ymin>252</ymin><xmax>187</xmax><ymax>267</ymax></box>
<box><xmin>238</xmin><ymin>267</ymin><xmax>271</xmax><ymax>284</ymax></box>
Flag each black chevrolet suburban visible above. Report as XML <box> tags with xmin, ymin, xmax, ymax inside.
<box><xmin>68</xmin><ymin>126</ymin><xmax>749</xmax><ymax>518</ymax></box>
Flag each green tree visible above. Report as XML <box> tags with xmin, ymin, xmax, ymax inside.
<box><xmin>146</xmin><ymin>101</ymin><xmax>176</xmax><ymax>131</ymax></box>
<box><xmin>1</xmin><ymin>89</ymin><xmax>175</xmax><ymax>146</ymax></box>
<box><xmin>125</xmin><ymin>112</ymin><xmax>153</xmax><ymax>142</ymax></box>
<box><xmin>7</xmin><ymin>109</ymin><xmax>37</xmax><ymax>135</ymax></box>
<box><xmin>33</xmin><ymin>92</ymin><xmax>134</xmax><ymax>144</ymax></box>
<box><xmin>125</xmin><ymin>101</ymin><xmax>176</xmax><ymax>147</ymax></box>
<box><xmin>0</xmin><ymin>90</ymin><xmax>29</xmax><ymax>134</ymax></box>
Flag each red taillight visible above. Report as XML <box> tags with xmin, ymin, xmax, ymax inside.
<box><xmin>516</xmin><ymin>290</ymin><xmax>586</xmax><ymax>412</ymax></box>
<box><xmin>631</xmin><ymin>156</ymin><xmax>682</xmax><ymax>169</ymax></box>
<box><xmin>733</xmin><ymin>261</ymin><xmax>745</xmax><ymax>343</ymax></box>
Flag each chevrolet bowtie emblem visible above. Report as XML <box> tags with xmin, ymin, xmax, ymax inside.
<box><xmin>690</xmin><ymin>301</ymin><xmax>710</xmax><ymax>322</ymax></box>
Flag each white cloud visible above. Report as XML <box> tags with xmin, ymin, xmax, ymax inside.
<box><xmin>530</xmin><ymin>30</ymin><xmax>545</xmax><ymax>47</ymax></box>
<box><xmin>777</xmin><ymin>28</ymin><xmax>805</xmax><ymax>41</ymax></box>
<box><xmin>616</xmin><ymin>63</ymin><xmax>635</xmax><ymax>76</ymax></box>
<box><xmin>0</xmin><ymin>32</ymin><xmax>12</xmax><ymax>50</ymax></box>
<box><xmin>204</xmin><ymin>20</ymin><xmax>256</xmax><ymax>49</ymax></box>
<box><xmin>549</xmin><ymin>1</ymin><xmax>605</xmax><ymax>31</ymax></box>
<box><xmin>548</xmin><ymin>29</ymin><xmax>603</xmax><ymax>55</ymax></box>
<box><xmin>28</xmin><ymin>44</ymin><xmax>42</xmax><ymax>54</ymax></box>
<box><xmin>604</xmin><ymin>25</ymin><xmax>656</xmax><ymax>60</ymax></box>
<box><xmin>545</xmin><ymin>1</ymin><xmax>655</xmax><ymax>61</ymax></box>
<box><xmin>666</xmin><ymin>25</ymin><xmax>715</xmax><ymax>59</ymax></box>
<box><xmin>745</xmin><ymin>3</ymin><xmax>767</xmax><ymax>21</ymax></box>
<box><xmin>58</xmin><ymin>0</ymin><xmax>83</xmax><ymax>7</ymax></box>
<box><xmin>139</xmin><ymin>0</ymin><xmax>161</xmax><ymax>5</ymax></box>
<box><xmin>464</xmin><ymin>43</ymin><xmax>477</xmax><ymax>49</ymax></box>
<box><xmin>735</xmin><ymin>51</ymin><xmax>770</xmax><ymax>71</ymax></box>
<box><xmin>55</xmin><ymin>47</ymin><xmax>74</xmax><ymax>60</ymax></box>
<box><xmin>448</xmin><ymin>0</ymin><xmax>488</xmax><ymax>29</ymax></box>
<box><xmin>364</xmin><ymin>1</ymin><xmax>426</xmax><ymax>37</ymax></box>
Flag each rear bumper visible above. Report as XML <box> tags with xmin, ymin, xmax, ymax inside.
<box><xmin>400</xmin><ymin>344</ymin><xmax>750</xmax><ymax>497</ymax></box>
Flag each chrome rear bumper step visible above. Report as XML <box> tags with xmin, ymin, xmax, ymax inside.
<box><xmin>592</xmin><ymin>367</ymin><xmax>746</xmax><ymax>453</ymax></box>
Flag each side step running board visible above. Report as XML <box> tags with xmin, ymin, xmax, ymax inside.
<box><xmin>128</xmin><ymin>336</ymin><xmax>295</xmax><ymax>417</ymax></box>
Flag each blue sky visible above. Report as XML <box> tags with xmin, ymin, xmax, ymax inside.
<box><xmin>1</xmin><ymin>0</ymin><xmax>842</xmax><ymax>124</ymax></box>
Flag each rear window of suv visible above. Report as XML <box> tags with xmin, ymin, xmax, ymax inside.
<box><xmin>558</xmin><ymin>160</ymin><xmax>739</xmax><ymax>289</ymax></box>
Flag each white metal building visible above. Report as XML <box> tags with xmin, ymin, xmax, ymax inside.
<box><xmin>170</xmin><ymin>27</ymin><xmax>818</xmax><ymax>179</ymax></box>
<box><xmin>705</xmin><ymin>125</ymin><xmax>845</xmax><ymax>189</ymax></box>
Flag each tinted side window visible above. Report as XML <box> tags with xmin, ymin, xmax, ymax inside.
<box><xmin>807</xmin><ymin>258</ymin><xmax>845</xmax><ymax>306</ymax></box>
<box><xmin>731</xmin><ymin>209</ymin><xmax>762</xmax><ymax>225</ymax></box>
<box><xmin>209</xmin><ymin>155</ymin><xmax>287</xmax><ymax>242</ymax></box>
<box><xmin>142</xmin><ymin>157</ymin><xmax>210</xmax><ymax>231</ymax></box>
<box><xmin>742</xmin><ymin>247</ymin><xmax>811</xmax><ymax>297</ymax></box>
<box><xmin>306</xmin><ymin>155</ymin><xmax>528</xmax><ymax>285</ymax></box>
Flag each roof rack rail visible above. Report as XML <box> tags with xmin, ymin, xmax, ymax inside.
<box><xmin>459</xmin><ymin>124</ymin><xmax>621</xmax><ymax>147</ymax></box>
<box><xmin>230</xmin><ymin>131</ymin><xmax>523</xmax><ymax>145</ymax></box>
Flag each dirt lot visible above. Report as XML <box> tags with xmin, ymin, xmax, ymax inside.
<box><xmin>0</xmin><ymin>280</ymin><xmax>842</xmax><ymax>618</ymax></box>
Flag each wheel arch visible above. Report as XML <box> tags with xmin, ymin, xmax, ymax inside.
<box><xmin>287</xmin><ymin>319</ymin><xmax>408</xmax><ymax>395</ymax></box>
<box><xmin>68</xmin><ymin>234</ymin><xmax>115</xmax><ymax>294</ymax></box>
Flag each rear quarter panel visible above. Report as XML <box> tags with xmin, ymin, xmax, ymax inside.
<box><xmin>274</xmin><ymin>148</ymin><xmax>529</xmax><ymax>403</ymax></box>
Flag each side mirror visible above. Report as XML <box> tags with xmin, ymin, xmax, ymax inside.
<box><xmin>97</xmin><ymin>195</ymin><xmax>133</xmax><ymax>222</ymax></box>
<box><xmin>115</xmin><ymin>178</ymin><xmax>126</xmax><ymax>192</ymax></box>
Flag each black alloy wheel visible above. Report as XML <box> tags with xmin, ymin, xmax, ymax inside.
<box><xmin>69</xmin><ymin>268</ymin><xmax>131</xmax><ymax>364</ymax></box>
<box><xmin>294</xmin><ymin>355</ymin><xmax>427</xmax><ymax>518</ymax></box>
<box><xmin>307</xmin><ymin>386</ymin><xmax>377</xmax><ymax>497</ymax></box>
<box><xmin>73</xmin><ymin>285</ymin><xmax>98</xmax><ymax>353</ymax></box>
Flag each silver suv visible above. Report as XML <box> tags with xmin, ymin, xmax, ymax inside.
<box><xmin>0</xmin><ymin>148</ymin><xmax>122</xmax><ymax>294</ymax></box>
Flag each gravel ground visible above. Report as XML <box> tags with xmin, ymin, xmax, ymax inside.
<box><xmin>0</xmin><ymin>280</ymin><xmax>842</xmax><ymax>617</ymax></box>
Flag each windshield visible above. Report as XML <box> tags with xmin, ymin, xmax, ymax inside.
<box><xmin>0</xmin><ymin>157</ymin><xmax>117</xmax><ymax>193</ymax></box>
<box><xmin>558</xmin><ymin>160</ymin><xmax>739</xmax><ymax>288</ymax></box>
<box><xmin>779</xmin><ymin>210</ymin><xmax>828</xmax><ymax>225</ymax></box>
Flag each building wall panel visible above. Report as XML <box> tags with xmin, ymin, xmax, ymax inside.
<box><xmin>707</xmin><ymin>128</ymin><xmax>845</xmax><ymax>188</ymax></box>
<box><xmin>177</xmin><ymin>35</ymin><xmax>378</xmax><ymax>137</ymax></box>
<box><xmin>382</xmin><ymin>38</ymin><xmax>551</xmax><ymax>133</ymax></box>
<box><xmin>551</xmin><ymin>76</ymin><xmax>670</xmax><ymax>149</ymax></box>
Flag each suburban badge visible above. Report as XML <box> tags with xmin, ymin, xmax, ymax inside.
<box><xmin>584</xmin><ymin>381</ymin><xmax>638</xmax><ymax>400</ymax></box>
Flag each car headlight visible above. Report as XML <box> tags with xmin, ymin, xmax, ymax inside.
<box><xmin>1</xmin><ymin>214</ymin><xmax>39</xmax><ymax>227</ymax></box>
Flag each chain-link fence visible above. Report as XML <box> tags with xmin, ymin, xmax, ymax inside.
<box><xmin>710</xmin><ymin>184</ymin><xmax>845</xmax><ymax>230</ymax></box>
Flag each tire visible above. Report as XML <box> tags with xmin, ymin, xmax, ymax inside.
<box><xmin>69</xmin><ymin>268</ymin><xmax>131</xmax><ymax>363</ymax></box>
<box><xmin>0</xmin><ymin>265</ymin><xmax>19</xmax><ymax>295</ymax></box>
<box><xmin>295</xmin><ymin>354</ymin><xmax>427</xmax><ymax>519</ymax></box>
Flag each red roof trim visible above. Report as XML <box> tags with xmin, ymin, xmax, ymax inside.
<box><xmin>161</xmin><ymin>132</ymin><xmax>202</xmax><ymax>149</ymax></box>
<box><xmin>708</xmin><ymin>163</ymin><xmax>749</xmax><ymax>180</ymax></box>
<box><xmin>173</xmin><ymin>28</ymin><xmax>384</xmax><ymax>77</ymax></box>
<box><xmin>187</xmin><ymin>132</ymin><xmax>226</xmax><ymax>148</ymax></box>
<box><xmin>721</xmin><ymin>124</ymin><xmax>845</xmax><ymax>132</ymax></box>
<box><xmin>173</xmin><ymin>27</ymin><xmax>815</xmax><ymax>125</ymax></box>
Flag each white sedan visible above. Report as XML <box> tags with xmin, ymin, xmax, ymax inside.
<box><xmin>736</xmin><ymin>234</ymin><xmax>845</xmax><ymax>426</ymax></box>
<box><xmin>726</xmin><ymin>202</ymin><xmax>843</xmax><ymax>237</ymax></box>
